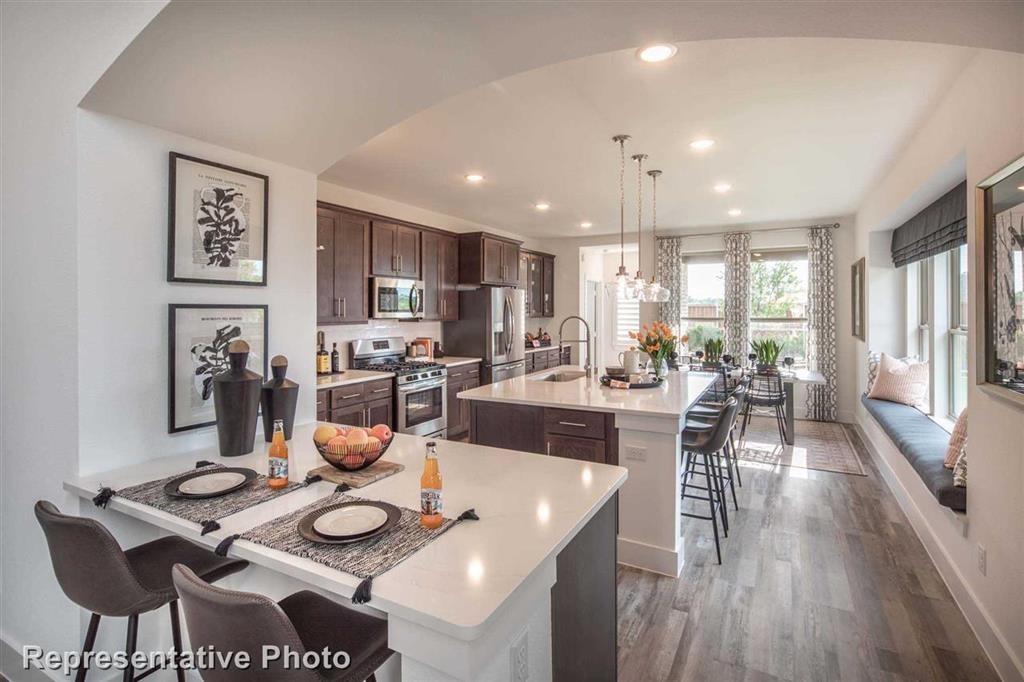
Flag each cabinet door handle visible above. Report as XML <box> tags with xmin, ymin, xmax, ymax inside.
<box><xmin>341</xmin><ymin>298</ymin><xmax>347</xmax><ymax>318</ymax></box>
<box><xmin>371</xmin><ymin>387</ymin><xmax>389</xmax><ymax>393</ymax></box>
<box><xmin>469</xmin><ymin>369</ymin><xmax>479</xmax><ymax>375</ymax></box>
<box><xmin>398</xmin><ymin>255</ymin><xmax>403</xmax><ymax>272</ymax></box>
<box><xmin>317</xmin><ymin>245</ymin><xmax>325</xmax><ymax>251</ymax></box>
<box><xmin>340</xmin><ymin>393</ymin><xmax>360</xmax><ymax>399</ymax></box>
<box><xmin>334</xmin><ymin>298</ymin><xmax>341</xmax><ymax>317</ymax></box>
<box><xmin>558</xmin><ymin>421</ymin><xmax>588</xmax><ymax>428</ymax></box>
<box><xmin>546</xmin><ymin>441</ymin><xmax>551</xmax><ymax>455</ymax></box>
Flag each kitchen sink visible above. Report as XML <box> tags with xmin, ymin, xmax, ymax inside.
<box><xmin>532</xmin><ymin>370</ymin><xmax>588</xmax><ymax>383</ymax></box>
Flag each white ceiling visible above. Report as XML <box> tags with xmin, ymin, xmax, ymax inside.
<box><xmin>321</xmin><ymin>38</ymin><xmax>975</xmax><ymax>237</ymax></box>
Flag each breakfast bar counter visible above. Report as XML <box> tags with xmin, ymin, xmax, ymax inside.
<box><xmin>64</xmin><ymin>423</ymin><xmax>626</xmax><ymax>681</ymax></box>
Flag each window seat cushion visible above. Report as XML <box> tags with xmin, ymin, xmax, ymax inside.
<box><xmin>860</xmin><ymin>395</ymin><xmax>966</xmax><ymax>512</ymax></box>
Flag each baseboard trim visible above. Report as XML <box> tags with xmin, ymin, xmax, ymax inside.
<box><xmin>855</xmin><ymin>416</ymin><xmax>1024</xmax><ymax>682</ymax></box>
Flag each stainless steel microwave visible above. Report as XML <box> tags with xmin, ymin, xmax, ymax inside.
<box><xmin>371</xmin><ymin>277</ymin><xmax>424</xmax><ymax>319</ymax></box>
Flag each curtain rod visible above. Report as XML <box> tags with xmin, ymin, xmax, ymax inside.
<box><xmin>658</xmin><ymin>222</ymin><xmax>840</xmax><ymax>240</ymax></box>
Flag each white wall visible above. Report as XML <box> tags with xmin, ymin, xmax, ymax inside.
<box><xmin>0</xmin><ymin>1</ymin><xmax>167</xmax><ymax>671</ymax></box>
<box><xmin>854</xmin><ymin>49</ymin><xmax>1024</xmax><ymax>681</ymax></box>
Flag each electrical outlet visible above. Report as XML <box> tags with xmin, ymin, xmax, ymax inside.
<box><xmin>510</xmin><ymin>630</ymin><xmax>529</xmax><ymax>682</ymax></box>
<box><xmin>625</xmin><ymin>445</ymin><xmax>647</xmax><ymax>461</ymax></box>
<box><xmin>977</xmin><ymin>544</ymin><xmax>987</xmax><ymax>576</ymax></box>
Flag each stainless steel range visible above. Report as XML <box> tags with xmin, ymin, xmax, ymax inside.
<box><xmin>350</xmin><ymin>337</ymin><xmax>447</xmax><ymax>438</ymax></box>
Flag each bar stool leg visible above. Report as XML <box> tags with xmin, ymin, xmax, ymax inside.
<box><xmin>712</xmin><ymin>449</ymin><xmax>729</xmax><ymax>535</ymax></box>
<box><xmin>729</xmin><ymin>429</ymin><xmax>743</xmax><ymax>487</ymax></box>
<box><xmin>701</xmin><ymin>452</ymin><xmax>722</xmax><ymax>565</ymax></box>
<box><xmin>169</xmin><ymin>600</ymin><xmax>185</xmax><ymax>682</ymax></box>
<box><xmin>75</xmin><ymin>613</ymin><xmax>101</xmax><ymax>682</ymax></box>
<box><xmin>722</xmin><ymin>441</ymin><xmax>739</xmax><ymax>510</ymax></box>
<box><xmin>123</xmin><ymin>614</ymin><xmax>138</xmax><ymax>682</ymax></box>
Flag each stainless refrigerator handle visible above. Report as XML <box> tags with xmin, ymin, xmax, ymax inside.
<box><xmin>504</xmin><ymin>295</ymin><xmax>514</xmax><ymax>356</ymax></box>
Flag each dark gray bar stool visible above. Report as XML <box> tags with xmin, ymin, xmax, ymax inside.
<box><xmin>34</xmin><ymin>501</ymin><xmax>249</xmax><ymax>681</ymax></box>
<box><xmin>172</xmin><ymin>564</ymin><xmax>394</xmax><ymax>681</ymax></box>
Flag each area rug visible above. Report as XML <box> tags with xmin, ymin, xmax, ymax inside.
<box><xmin>735</xmin><ymin>417</ymin><xmax>866</xmax><ymax>476</ymax></box>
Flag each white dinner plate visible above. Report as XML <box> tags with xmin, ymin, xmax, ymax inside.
<box><xmin>313</xmin><ymin>505</ymin><xmax>389</xmax><ymax>539</ymax></box>
<box><xmin>178</xmin><ymin>471</ymin><xmax>248</xmax><ymax>496</ymax></box>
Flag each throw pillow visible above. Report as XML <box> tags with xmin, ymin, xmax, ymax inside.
<box><xmin>944</xmin><ymin>408</ymin><xmax>968</xmax><ymax>469</ymax></box>
<box><xmin>866</xmin><ymin>351</ymin><xmax>918</xmax><ymax>393</ymax></box>
<box><xmin>952</xmin><ymin>441</ymin><xmax>967</xmax><ymax>488</ymax></box>
<box><xmin>866</xmin><ymin>352</ymin><xmax>929</xmax><ymax>407</ymax></box>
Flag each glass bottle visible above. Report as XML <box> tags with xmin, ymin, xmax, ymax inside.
<box><xmin>420</xmin><ymin>441</ymin><xmax>443</xmax><ymax>529</ymax></box>
<box><xmin>268</xmin><ymin>419</ymin><xmax>289</xmax><ymax>489</ymax></box>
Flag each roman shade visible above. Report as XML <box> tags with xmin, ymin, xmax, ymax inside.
<box><xmin>890</xmin><ymin>181</ymin><xmax>967</xmax><ymax>267</ymax></box>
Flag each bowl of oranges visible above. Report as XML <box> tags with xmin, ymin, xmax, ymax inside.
<box><xmin>313</xmin><ymin>423</ymin><xmax>394</xmax><ymax>472</ymax></box>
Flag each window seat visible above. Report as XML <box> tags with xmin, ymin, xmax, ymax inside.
<box><xmin>860</xmin><ymin>395</ymin><xmax>965</xmax><ymax>512</ymax></box>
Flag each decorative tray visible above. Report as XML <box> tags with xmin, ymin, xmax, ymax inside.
<box><xmin>599</xmin><ymin>375</ymin><xmax>665</xmax><ymax>389</ymax></box>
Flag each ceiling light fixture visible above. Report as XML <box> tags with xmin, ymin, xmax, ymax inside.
<box><xmin>580</xmin><ymin>221</ymin><xmax>593</xmax><ymax>229</ymax></box>
<box><xmin>636</xmin><ymin>43</ymin><xmax>677</xmax><ymax>63</ymax></box>
<box><xmin>646</xmin><ymin>169</ymin><xmax>671</xmax><ymax>303</ymax></box>
<box><xmin>611</xmin><ymin>135</ymin><xmax>633</xmax><ymax>294</ymax></box>
<box><xmin>689</xmin><ymin>138</ymin><xmax>715</xmax><ymax>151</ymax></box>
<box><xmin>464</xmin><ymin>173</ymin><xmax>484</xmax><ymax>183</ymax></box>
<box><xmin>728</xmin><ymin>208</ymin><xmax>742</xmax><ymax>217</ymax></box>
<box><xmin>713</xmin><ymin>182</ymin><xmax>732</xmax><ymax>193</ymax></box>
<box><xmin>534</xmin><ymin>202</ymin><xmax>550</xmax><ymax>211</ymax></box>
<box><xmin>628</xmin><ymin>152</ymin><xmax>649</xmax><ymax>301</ymax></box>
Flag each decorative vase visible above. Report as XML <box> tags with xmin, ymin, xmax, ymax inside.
<box><xmin>260</xmin><ymin>355</ymin><xmax>299</xmax><ymax>442</ymax></box>
<box><xmin>650</xmin><ymin>355</ymin><xmax>668</xmax><ymax>378</ymax></box>
<box><xmin>213</xmin><ymin>340</ymin><xmax>262</xmax><ymax>457</ymax></box>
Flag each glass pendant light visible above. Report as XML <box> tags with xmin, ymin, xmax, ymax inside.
<box><xmin>611</xmin><ymin>135</ymin><xmax>633</xmax><ymax>295</ymax></box>
<box><xmin>647</xmin><ymin>169</ymin><xmax>671</xmax><ymax>303</ymax></box>
<box><xmin>629</xmin><ymin>153</ymin><xmax>649</xmax><ymax>301</ymax></box>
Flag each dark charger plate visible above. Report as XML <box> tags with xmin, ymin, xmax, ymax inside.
<box><xmin>163</xmin><ymin>467</ymin><xmax>258</xmax><ymax>499</ymax></box>
<box><xmin>298</xmin><ymin>500</ymin><xmax>402</xmax><ymax>545</ymax></box>
<box><xmin>599</xmin><ymin>375</ymin><xmax>665</xmax><ymax>389</ymax></box>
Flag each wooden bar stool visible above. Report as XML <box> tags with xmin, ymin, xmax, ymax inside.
<box><xmin>172</xmin><ymin>564</ymin><xmax>395</xmax><ymax>681</ymax></box>
<box><xmin>34</xmin><ymin>501</ymin><xmax>249</xmax><ymax>681</ymax></box>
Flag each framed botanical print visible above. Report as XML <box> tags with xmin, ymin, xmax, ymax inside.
<box><xmin>980</xmin><ymin>153</ymin><xmax>1024</xmax><ymax>400</ymax></box>
<box><xmin>851</xmin><ymin>257</ymin><xmax>865</xmax><ymax>341</ymax></box>
<box><xmin>168</xmin><ymin>152</ymin><xmax>269</xmax><ymax>285</ymax></box>
<box><xmin>168</xmin><ymin>304</ymin><xmax>268</xmax><ymax>433</ymax></box>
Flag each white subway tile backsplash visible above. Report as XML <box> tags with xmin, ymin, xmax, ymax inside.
<box><xmin>318</xmin><ymin>320</ymin><xmax>444</xmax><ymax>369</ymax></box>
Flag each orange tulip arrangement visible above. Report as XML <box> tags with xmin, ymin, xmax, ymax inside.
<box><xmin>628</xmin><ymin>322</ymin><xmax>677</xmax><ymax>378</ymax></box>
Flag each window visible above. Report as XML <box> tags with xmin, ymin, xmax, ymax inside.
<box><xmin>949</xmin><ymin>244</ymin><xmax>968</xmax><ymax>417</ymax></box>
<box><xmin>679</xmin><ymin>257</ymin><xmax>725</xmax><ymax>348</ymax></box>
<box><xmin>614</xmin><ymin>289</ymin><xmax>640</xmax><ymax>348</ymax></box>
<box><xmin>750</xmin><ymin>250</ymin><xmax>808</xmax><ymax>366</ymax></box>
<box><xmin>916</xmin><ymin>258</ymin><xmax>932</xmax><ymax>365</ymax></box>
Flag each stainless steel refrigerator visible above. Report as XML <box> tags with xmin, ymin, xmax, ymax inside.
<box><xmin>442</xmin><ymin>287</ymin><xmax>525</xmax><ymax>384</ymax></box>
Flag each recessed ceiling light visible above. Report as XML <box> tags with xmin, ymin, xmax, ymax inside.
<box><xmin>713</xmin><ymin>182</ymin><xmax>732</xmax><ymax>193</ymax></box>
<box><xmin>690</xmin><ymin>138</ymin><xmax>715</xmax><ymax>151</ymax></box>
<box><xmin>580</xmin><ymin>221</ymin><xmax>593</xmax><ymax>229</ymax></box>
<box><xmin>636</xmin><ymin>43</ymin><xmax>677</xmax><ymax>63</ymax></box>
<box><xmin>1018</xmin><ymin>185</ymin><xmax>1024</xmax><ymax>191</ymax></box>
<box><xmin>535</xmin><ymin>202</ymin><xmax>550</xmax><ymax>211</ymax></box>
<box><xmin>464</xmin><ymin>173</ymin><xmax>484</xmax><ymax>183</ymax></box>
<box><xmin>753</xmin><ymin>252</ymin><xmax>762</xmax><ymax>257</ymax></box>
<box><xmin>728</xmin><ymin>208</ymin><xmax>742</xmax><ymax>217</ymax></box>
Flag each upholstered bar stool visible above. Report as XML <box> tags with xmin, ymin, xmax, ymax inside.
<box><xmin>691</xmin><ymin>376</ymin><xmax>750</xmax><ymax>493</ymax></box>
<box><xmin>34</xmin><ymin>501</ymin><xmax>249</xmax><ymax>681</ymax></box>
<box><xmin>172</xmin><ymin>564</ymin><xmax>394</xmax><ymax>681</ymax></box>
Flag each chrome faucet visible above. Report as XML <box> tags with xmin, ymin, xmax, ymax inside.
<box><xmin>558</xmin><ymin>315</ymin><xmax>592</xmax><ymax>377</ymax></box>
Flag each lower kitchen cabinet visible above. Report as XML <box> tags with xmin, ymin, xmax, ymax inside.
<box><xmin>317</xmin><ymin>378</ymin><xmax>393</xmax><ymax>429</ymax></box>
<box><xmin>525</xmin><ymin>347</ymin><xmax>572</xmax><ymax>374</ymax></box>
<box><xmin>445</xmin><ymin>362</ymin><xmax>481</xmax><ymax>438</ymax></box>
<box><xmin>469</xmin><ymin>402</ymin><xmax>616</xmax><ymax>464</ymax></box>
<box><xmin>546</xmin><ymin>433</ymin><xmax>605</xmax><ymax>463</ymax></box>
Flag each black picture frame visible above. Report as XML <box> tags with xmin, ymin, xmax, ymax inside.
<box><xmin>851</xmin><ymin>257</ymin><xmax>865</xmax><ymax>341</ymax></box>
<box><xmin>168</xmin><ymin>152</ymin><xmax>269</xmax><ymax>286</ymax></box>
<box><xmin>979</xmin><ymin>153</ymin><xmax>1024</xmax><ymax>401</ymax></box>
<box><xmin>168</xmin><ymin>304</ymin><xmax>269</xmax><ymax>433</ymax></box>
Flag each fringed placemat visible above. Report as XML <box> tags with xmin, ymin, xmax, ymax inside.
<box><xmin>216</xmin><ymin>491</ymin><xmax>478</xmax><ymax>604</ymax></box>
<box><xmin>306</xmin><ymin>460</ymin><xmax>405</xmax><ymax>488</ymax></box>
<box><xmin>92</xmin><ymin>462</ymin><xmax>319</xmax><ymax>535</ymax></box>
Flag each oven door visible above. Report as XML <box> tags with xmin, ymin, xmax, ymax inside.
<box><xmin>372</xmin><ymin>277</ymin><xmax>424</xmax><ymax>319</ymax></box>
<box><xmin>396</xmin><ymin>378</ymin><xmax>447</xmax><ymax>436</ymax></box>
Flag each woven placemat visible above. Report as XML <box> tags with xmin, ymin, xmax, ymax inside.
<box><xmin>92</xmin><ymin>462</ymin><xmax>308</xmax><ymax>534</ymax></box>
<box><xmin>306</xmin><ymin>460</ymin><xmax>405</xmax><ymax>488</ymax></box>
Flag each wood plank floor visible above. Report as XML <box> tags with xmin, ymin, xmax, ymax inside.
<box><xmin>617</xmin><ymin>424</ymin><xmax>998</xmax><ymax>681</ymax></box>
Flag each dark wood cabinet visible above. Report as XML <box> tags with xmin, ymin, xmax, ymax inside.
<box><xmin>317</xmin><ymin>378</ymin><xmax>393</xmax><ymax>429</ymax></box>
<box><xmin>422</xmin><ymin>232</ymin><xmax>459</xmax><ymax>321</ymax></box>
<box><xmin>317</xmin><ymin>205</ymin><xmax>369</xmax><ymax>325</ymax></box>
<box><xmin>525</xmin><ymin>346</ymin><xmax>571</xmax><ymax>374</ymax></box>
<box><xmin>542</xmin><ymin>254</ymin><xmax>555</xmax><ymax>317</ymax></box>
<box><xmin>519</xmin><ymin>249</ymin><xmax>556</xmax><ymax>318</ymax></box>
<box><xmin>528</xmin><ymin>253</ymin><xmax>543</xmax><ymax>316</ymax></box>
<box><xmin>446</xmin><ymin>362</ymin><xmax>481</xmax><ymax>438</ymax></box>
<box><xmin>469</xmin><ymin>401</ymin><xmax>545</xmax><ymax>453</ymax></box>
<box><xmin>372</xmin><ymin>221</ymin><xmax>420</xmax><ymax>278</ymax></box>
<box><xmin>366</xmin><ymin>396</ymin><xmax>392</xmax><ymax>428</ymax></box>
<box><xmin>468</xmin><ymin>401</ymin><xmax>616</xmax><ymax>464</ymax></box>
<box><xmin>459</xmin><ymin>232</ymin><xmax>522</xmax><ymax>286</ymax></box>
<box><xmin>546</xmin><ymin>433</ymin><xmax>606</xmax><ymax>463</ymax></box>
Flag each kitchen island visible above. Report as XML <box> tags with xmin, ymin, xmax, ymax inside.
<box><xmin>64</xmin><ymin>423</ymin><xmax>626</xmax><ymax>681</ymax></box>
<box><xmin>459</xmin><ymin>366</ymin><xmax>717</xmax><ymax>577</ymax></box>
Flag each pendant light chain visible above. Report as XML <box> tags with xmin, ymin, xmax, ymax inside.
<box><xmin>632</xmin><ymin>153</ymin><xmax>647</xmax><ymax>279</ymax></box>
<box><xmin>611</xmin><ymin>135</ymin><xmax>631</xmax><ymax>282</ymax></box>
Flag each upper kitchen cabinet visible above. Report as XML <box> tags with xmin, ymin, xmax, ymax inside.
<box><xmin>542</xmin><ymin>253</ymin><xmax>555</xmax><ymax>317</ymax></box>
<box><xmin>458</xmin><ymin>232</ymin><xmax>521</xmax><ymax>286</ymax></box>
<box><xmin>422</xmin><ymin>231</ymin><xmax>459</xmax><ymax>321</ymax></box>
<box><xmin>371</xmin><ymin>220</ymin><xmax>421</xmax><ymax>279</ymax></box>
<box><xmin>518</xmin><ymin>251</ymin><xmax>531</xmax><ymax>309</ymax></box>
<box><xmin>316</xmin><ymin>203</ymin><xmax>369</xmax><ymax>325</ymax></box>
<box><xmin>520</xmin><ymin>249</ymin><xmax>556</xmax><ymax>317</ymax></box>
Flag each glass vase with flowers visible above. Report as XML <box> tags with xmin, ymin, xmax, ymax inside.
<box><xmin>628</xmin><ymin>322</ymin><xmax>676</xmax><ymax>379</ymax></box>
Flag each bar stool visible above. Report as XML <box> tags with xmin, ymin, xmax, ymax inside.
<box><xmin>691</xmin><ymin>376</ymin><xmax>750</xmax><ymax>494</ymax></box>
<box><xmin>34</xmin><ymin>501</ymin><xmax>249</xmax><ymax>682</ymax></box>
<box><xmin>680</xmin><ymin>397</ymin><xmax>740</xmax><ymax>565</ymax></box>
<box><xmin>172</xmin><ymin>564</ymin><xmax>394</xmax><ymax>681</ymax></box>
<box><xmin>741</xmin><ymin>368</ymin><xmax>787</xmax><ymax>444</ymax></box>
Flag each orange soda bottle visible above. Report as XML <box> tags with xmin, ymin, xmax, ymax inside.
<box><xmin>268</xmin><ymin>419</ymin><xmax>289</xmax><ymax>489</ymax></box>
<box><xmin>420</xmin><ymin>441</ymin><xmax>442</xmax><ymax>528</ymax></box>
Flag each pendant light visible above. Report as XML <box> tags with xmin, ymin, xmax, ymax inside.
<box><xmin>646</xmin><ymin>169</ymin><xmax>671</xmax><ymax>303</ymax></box>
<box><xmin>611</xmin><ymin>135</ymin><xmax>633</xmax><ymax>295</ymax></box>
<box><xmin>629</xmin><ymin>153</ymin><xmax>649</xmax><ymax>301</ymax></box>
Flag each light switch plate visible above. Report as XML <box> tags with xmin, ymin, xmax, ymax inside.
<box><xmin>625</xmin><ymin>445</ymin><xmax>647</xmax><ymax>461</ymax></box>
<box><xmin>977</xmin><ymin>544</ymin><xmax>987</xmax><ymax>576</ymax></box>
<box><xmin>511</xmin><ymin>629</ymin><xmax>529</xmax><ymax>681</ymax></box>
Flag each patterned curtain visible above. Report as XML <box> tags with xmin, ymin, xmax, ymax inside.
<box><xmin>806</xmin><ymin>227</ymin><xmax>838</xmax><ymax>421</ymax></box>
<box><xmin>723</xmin><ymin>232</ymin><xmax>750</xmax><ymax>358</ymax></box>
<box><xmin>656</xmin><ymin>237</ymin><xmax>686</xmax><ymax>333</ymax></box>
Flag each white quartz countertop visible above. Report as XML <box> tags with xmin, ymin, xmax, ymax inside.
<box><xmin>64</xmin><ymin>422</ymin><xmax>626</xmax><ymax>641</ymax></box>
<box><xmin>315</xmin><ymin>369</ymin><xmax>394</xmax><ymax>390</ymax></box>
<box><xmin>459</xmin><ymin>366</ymin><xmax>718</xmax><ymax>418</ymax></box>
<box><xmin>524</xmin><ymin>345</ymin><xmax>564</xmax><ymax>354</ymax></box>
<box><xmin>431</xmin><ymin>356</ymin><xmax>482</xmax><ymax>368</ymax></box>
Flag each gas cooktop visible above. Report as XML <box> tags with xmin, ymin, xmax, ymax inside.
<box><xmin>360</xmin><ymin>360</ymin><xmax>442</xmax><ymax>374</ymax></box>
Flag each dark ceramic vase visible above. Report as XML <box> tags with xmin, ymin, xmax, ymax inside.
<box><xmin>261</xmin><ymin>355</ymin><xmax>299</xmax><ymax>442</ymax></box>
<box><xmin>213</xmin><ymin>340</ymin><xmax>262</xmax><ymax>457</ymax></box>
